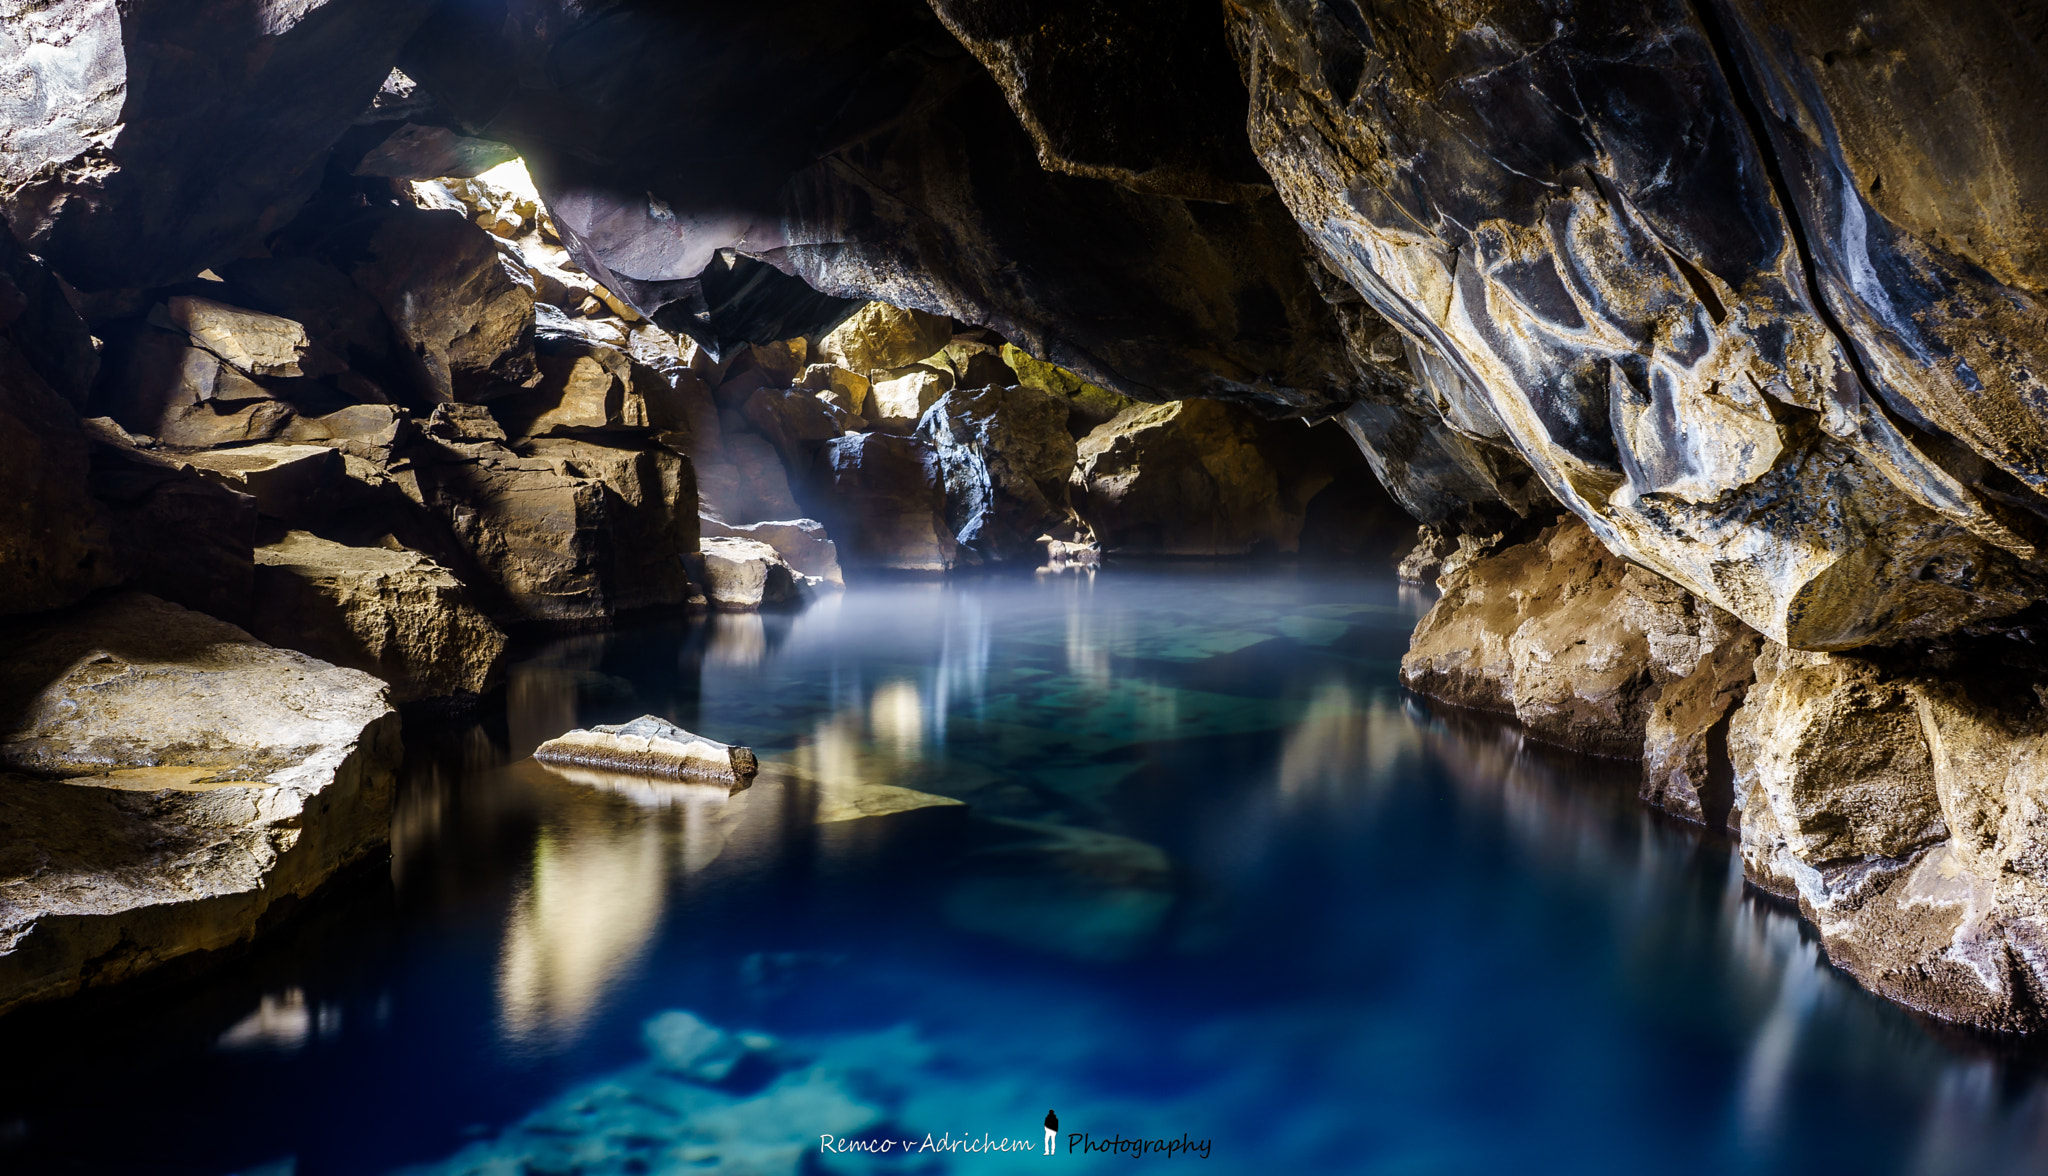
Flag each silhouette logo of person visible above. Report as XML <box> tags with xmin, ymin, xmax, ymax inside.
<box><xmin>1043</xmin><ymin>1109</ymin><xmax>1058</xmax><ymax>1155</ymax></box>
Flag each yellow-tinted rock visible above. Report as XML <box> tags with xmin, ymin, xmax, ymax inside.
<box><xmin>818</xmin><ymin>302</ymin><xmax>953</xmax><ymax>375</ymax></box>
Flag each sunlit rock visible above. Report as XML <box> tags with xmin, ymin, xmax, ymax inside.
<box><xmin>686</xmin><ymin>536</ymin><xmax>800</xmax><ymax>610</ymax></box>
<box><xmin>536</xmin><ymin>715</ymin><xmax>758</xmax><ymax>785</ymax></box>
<box><xmin>162</xmin><ymin>295</ymin><xmax>339</xmax><ymax>380</ymax></box>
<box><xmin>251</xmin><ymin>530</ymin><xmax>507</xmax><ymax>703</ymax></box>
<box><xmin>1729</xmin><ymin>644</ymin><xmax>2048</xmax><ymax>1031</ymax></box>
<box><xmin>0</xmin><ymin>592</ymin><xmax>399</xmax><ymax>1018</ymax></box>
<box><xmin>700</xmin><ymin>518</ymin><xmax>844</xmax><ymax>590</ymax></box>
<box><xmin>868</xmin><ymin>366</ymin><xmax>952</xmax><ymax>433</ymax></box>
<box><xmin>819</xmin><ymin>302</ymin><xmax>954</xmax><ymax>377</ymax></box>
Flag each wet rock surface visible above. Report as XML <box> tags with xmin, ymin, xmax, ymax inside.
<box><xmin>0</xmin><ymin>592</ymin><xmax>399</xmax><ymax>1017</ymax></box>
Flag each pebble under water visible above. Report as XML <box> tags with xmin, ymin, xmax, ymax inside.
<box><xmin>5</xmin><ymin>566</ymin><xmax>2048</xmax><ymax>1175</ymax></box>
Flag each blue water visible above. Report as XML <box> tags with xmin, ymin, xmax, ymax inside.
<box><xmin>4</xmin><ymin>567</ymin><xmax>2048</xmax><ymax>1175</ymax></box>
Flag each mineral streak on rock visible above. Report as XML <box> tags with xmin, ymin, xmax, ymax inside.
<box><xmin>535</xmin><ymin>716</ymin><xmax>758</xmax><ymax>787</ymax></box>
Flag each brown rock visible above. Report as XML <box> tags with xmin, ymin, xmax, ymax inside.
<box><xmin>699</xmin><ymin>517</ymin><xmax>843</xmax><ymax>589</ymax></box>
<box><xmin>685</xmin><ymin>536</ymin><xmax>800</xmax><ymax>610</ymax></box>
<box><xmin>251</xmin><ymin>531</ymin><xmax>507</xmax><ymax>703</ymax></box>
<box><xmin>178</xmin><ymin>444</ymin><xmax>346</xmax><ymax>520</ymax></box>
<box><xmin>818</xmin><ymin>302</ymin><xmax>952</xmax><ymax>376</ymax></box>
<box><xmin>813</xmin><ymin>432</ymin><xmax>956</xmax><ymax>572</ymax></box>
<box><xmin>0</xmin><ymin>336</ymin><xmax>114</xmax><ymax>616</ymax></box>
<box><xmin>1070</xmin><ymin>399</ymin><xmax>1293</xmax><ymax>557</ymax></box>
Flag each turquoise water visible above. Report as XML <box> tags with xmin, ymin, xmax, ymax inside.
<box><xmin>4</xmin><ymin>567</ymin><xmax>2048</xmax><ymax>1174</ymax></box>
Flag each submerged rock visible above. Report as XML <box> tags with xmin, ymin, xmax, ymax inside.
<box><xmin>0</xmin><ymin>592</ymin><xmax>399</xmax><ymax>1017</ymax></box>
<box><xmin>535</xmin><ymin>716</ymin><xmax>757</xmax><ymax>785</ymax></box>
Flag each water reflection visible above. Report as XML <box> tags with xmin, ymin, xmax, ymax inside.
<box><xmin>6</xmin><ymin>569</ymin><xmax>2048</xmax><ymax>1175</ymax></box>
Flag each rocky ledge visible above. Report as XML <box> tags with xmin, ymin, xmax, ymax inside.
<box><xmin>1405</xmin><ymin>518</ymin><xmax>2048</xmax><ymax>1032</ymax></box>
<box><xmin>0</xmin><ymin>592</ymin><xmax>399</xmax><ymax>1018</ymax></box>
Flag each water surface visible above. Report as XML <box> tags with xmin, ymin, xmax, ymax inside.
<box><xmin>4</xmin><ymin>566</ymin><xmax>2048</xmax><ymax>1175</ymax></box>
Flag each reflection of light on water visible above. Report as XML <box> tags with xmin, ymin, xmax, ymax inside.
<box><xmin>705</xmin><ymin>612</ymin><xmax>767</xmax><ymax>668</ymax></box>
<box><xmin>216</xmin><ymin>988</ymin><xmax>340</xmax><ymax>1052</ymax></box>
<box><xmin>1066</xmin><ymin>605</ymin><xmax>1113</xmax><ymax>690</ymax></box>
<box><xmin>869</xmin><ymin>679</ymin><xmax>925</xmax><ymax>757</ymax></box>
<box><xmin>497</xmin><ymin>820</ymin><xmax>667</xmax><ymax>1048</ymax></box>
<box><xmin>1276</xmin><ymin>681</ymin><xmax>1420</xmax><ymax>803</ymax></box>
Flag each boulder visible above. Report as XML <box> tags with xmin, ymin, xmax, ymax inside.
<box><xmin>795</xmin><ymin>363</ymin><xmax>870</xmax><ymax>417</ymax></box>
<box><xmin>163</xmin><ymin>295</ymin><xmax>339</xmax><ymax>380</ymax></box>
<box><xmin>413</xmin><ymin>435</ymin><xmax>691</xmax><ymax>622</ymax></box>
<box><xmin>1402</xmin><ymin>516</ymin><xmax>1761</xmax><ymax>762</ymax></box>
<box><xmin>818</xmin><ymin>302</ymin><xmax>953</xmax><ymax>376</ymax></box>
<box><xmin>812</xmin><ymin>432</ymin><xmax>957</xmax><ymax>572</ymax></box>
<box><xmin>319</xmin><ymin>204</ymin><xmax>538</xmax><ymax>402</ymax></box>
<box><xmin>1726</xmin><ymin>644</ymin><xmax>2048</xmax><ymax>1031</ymax></box>
<box><xmin>918</xmin><ymin>384</ymin><xmax>1077</xmax><ymax>563</ymax></box>
<box><xmin>83</xmin><ymin>430</ymin><xmax>258</xmax><ymax>624</ymax></box>
<box><xmin>741</xmin><ymin>387</ymin><xmax>854</xmax><ymax>471</ymax></box>
<box><xmin>867</xmin><ymin>365</ymin><xmax>952</xmax><ymax>432</ymax></box>
<box><xmin>251</xmin><ymin>531</ymin><xmax>508</xmax><ymax>703</ymax></box>
<box><xmin>535</xmin><ymin>715</ymin><xmax>757</xmax><ymax>784</ymax></box>
<box><xmin>698</xmin><ymin>433</ymin><xmax>806</xmax><ymax>527</ymax></box>
<box><xmin>178</xmin><ymin>444</ymin><xmax>346</xmax><ymax>520</ymax></box>
<box><xmin>1070</xmin><ymin>399</ymin><xmax>1294</xmax><ymax>556</ymax></box>
<box><xmin>685</xmin><ymin>536</ymin><xmax>800</xmax><ymax>610</ymax></box>
<box><xmin>0</xmin><ymin>592</ymin><xmax>400</xmax><ymax>1017</ymax></box>
<box><xmin>700</xmin><ymin>517</ymin><xmax>843</xmax><ymax>589</ymax></box>
<box><xmin>92</xmin><ymin>324</ymin><xmax>297</xmax><ymax>449</ymax></box>
<box><xmin>1001</xmin><ymin>343</ymin><xmax>1131</xmax><ymax>428</ymax></box>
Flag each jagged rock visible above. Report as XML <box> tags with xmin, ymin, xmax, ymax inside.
<box><xmin>0</xmin><ymin>591</ymin><xmax>400</xmax><ymax>1017</ymax></box>
<box><xmin>795</xmin><ymin>363</ymin><xmax>870</xmax><ymax>417</ymax></box>
<box><xmin>1001</xmin><ymin>344</ymin><xmax>1131</xmax><ymax>428</ymax></box>
<box><xmin>413</xmin><ymin>436</ymin><xmax>692</xmax><ymax>622</ymax></box>
<box><xmin>868</xmin><ymin>365</ymin><xmax>952</xmax><ymax>432</ymax></box>
<box><xmin>1224</xmin><ymin>2</ymin><xmax>2048</xmax><ymax>649</ymax></box>
<box><xmin>742</xmin><ymin>387</ymin><xmax>856</xmax><ymax>473</ymax></box>
<box><xmin>424</xmin><ymin>402</ymin><xmax>506</xmax><ymax>444</ymax></box>
<box><xmin>162</xmin><ymin>295</ymin><xmax>338</xmax><ymax>380</ymax></box>
<box><xmin>699</xmin><ymin>518</ymin><xmax>843</xmax><ymax>589</ymax></box>
<box><xmin>535</xmin><ymin>715</ymin><xmax>756</xmax><ymax>784</ymax></box>
<box><xmin>214</xmin><ymin>256</ymin><xmax>413</xmax><ymax>401</ymax></box>
<box><xmin>818</xmin><ymin>302</ymin><xmax>954</xmax><ymax>376</ymax></box>
<box><xmin>812</xmin><ymin>432</ymin><xmax>956</xmax><ymax>572</ymax></box>
<box><xmin>685</xmin><ymin>536</ymin><xmax>800</xmax><ymax>610</ymax></box>
<box><xmin>918</xmin><ymin>384</ymin><xmax>1076</xmax><ymax>563</ymax></box>
<box><xmin>313</xmin><ymin>205</ymin><xmax>538</xmax><ymax>403</ymax></box>
<box><xmin>251</xmin><ymin>531</ymin><xmax>507</xmax><ymax>703</ymax></box>
<box><xmin>178</xmin><ymin>444</ymin><xmax>345</xmax><ymax>520</ymax></box>
<box><xmin>0</xmin><ymin>213</ymin><xmax>99</xmax><ymax>407</ymax></box>
<box><xmin>0</xmin><ymin>0</ymin><xmax>428</xmax><ymax>290</ymax></box>
<box><xmin>1727</xmin><ymin>643</ymin><xmax>2048</xmax><ymax>1031</ymax></box>
<box><xmin>91</xmin><ymin>323</ymin><xmax>299</xmax><ymax>449</ymax></box>
<box><xmin>1070</xmin><ymin>400</ymin><xmax>1295</xmax><ymax>557</ymax></box>
<box><xmin>1402</xmin><ymin>517</ymin><xmax>1759</xmax><ymax>761</ymax></box>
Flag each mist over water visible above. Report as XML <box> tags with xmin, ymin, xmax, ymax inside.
<box><xmin>4</xmin><ymin>567</ymin><xmax>2047</xmax><ymax>1174</ymax></box>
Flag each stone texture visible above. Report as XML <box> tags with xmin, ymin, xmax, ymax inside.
<box><xmin>919</xmin><ymin>384</ymin><xmax>1078</xmax><ymax>564</ymax></box>
<box><xmin>0</xmin><ymin>319</ymin><xmax>113</xmax><ymax>616</ymax></box>
<box><xmin>812</xmin><ymin>432</ymin><xmax>957</xmax><ymax>572</ymax></box>
<box><xmin>818</xmin><ymin>302</ymin><xmax>954</xmax><ymax>377</ymax></box>
<box><xmin>85</xmin><ymin>430</ymin><xmax>259</xmax><ymax>624</ymax></box>
<box><xmin>1727</xmin><ymin>644</ymin><xmax>2048</xmax><ymax>1031</ymax></box>
<box><xmin>163</xmin><ymin>295</ymin><xmax>338</xmax><ymax>380</ymax></box>
<box><xmin>1403</xmin><ymin>516</ymin><xmax>1760</xmax><ymax>761</ymax></box>
<box><xmin>413</xmin><ymin>435</ymin><xmax>692</xmax><ymax>623</ymax></box>
<box><xmin>1223</xmin><ymin>1</ymin><xmax>2048</xmax><ymax>650</ymax></box>
<box><xmin>535</xmin><ymin>715</ymin><xmax>757</xmax><ymax>784</ymax></box>
<box><xmin>685</xmin><ymin>536</ymin><xmax>800</xmax><ymax>610</ymax></box>
<box><xmin>1069</xmin><ymin>400</ymin><xmax>1293</xmax><ymax>557</ymax></box>
<box><xmin>0</xmin><ymin>0</ymin><xmax>429</xmax><ymax>290</ymax></box>
<box><xmin>0</xmin><ymin>592</ymin><xmax>400</xmax><ymax>1017</ymax></box>
<box><xmin>178</xmin><ymin>444</ymin><xmax>346</xmax><ymax>520</ymax></box>
<box><xmin>251</xmin><ymin>531</ymin><xmax>507</xmax><ymax>703</ymax></box>
<box><xmin>868</xmin><ymin>366</ymin><xmax>952</xmax><ymax>433</ymax></box>
<box><xmin>699</xmin><ymin>517</ymin><xmax>844</xmax><ymax>589</ymax></box>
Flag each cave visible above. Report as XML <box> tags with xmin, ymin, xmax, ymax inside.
<box><xmin>5</xmin><ymin>1</ymin><xmax>2048</xmax><ymax>1171</ymax></box>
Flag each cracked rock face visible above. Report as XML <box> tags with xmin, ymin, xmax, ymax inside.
<box><xmin>1217</xmin><ymin>0</ymin><xmax>2048</xmax><ymax>651</ymax></box>
<box><xmin>0</xmin><ymin>592</ymin><xmax>399</xmax><ymax>1017</ymax></box>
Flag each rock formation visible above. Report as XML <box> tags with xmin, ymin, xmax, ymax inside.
<box><xmin>0</xmin><ymin>592</ymin><xmax>399</xmax><ymax>1017</ymax></box>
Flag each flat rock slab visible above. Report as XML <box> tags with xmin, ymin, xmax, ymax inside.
<box><xmin>0</xmin><ymin>592</ymin><xmax>399</xmax><ymax>1018</ymax></box>
<box><xmin>535</xmin><ymin>715</ymin><xmax>757</xmax><ymax>785</ymax></box>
